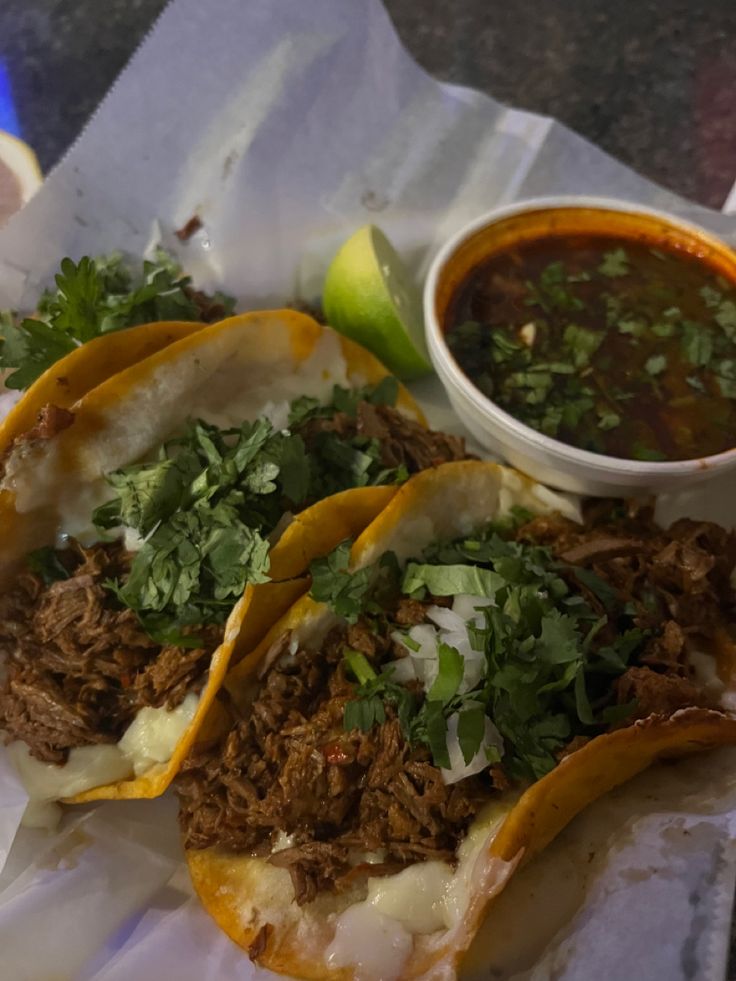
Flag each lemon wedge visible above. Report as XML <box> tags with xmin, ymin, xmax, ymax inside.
<box><xmin>323</xmin><ymin>224</ymin><xmax>432</xmax><ymax>380</ymax></box>
<box><xmin>0</xmin><ymin>130</ymin><xmax>42</xmax><ymax>225</ymax></box>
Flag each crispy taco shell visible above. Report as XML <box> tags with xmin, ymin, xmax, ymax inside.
<box><xmin>185</xmin><ymin>461</ymin><xmax>736</xmax><ymax>980</ymax></box>
<box><xmin>2</xmin><ymin>310</ymin><xmax>420</xmax><ymax>803</ymax></box>
<box><xmin>0</xmin><ymin>320</ymin><xmax>202</xmax><ymax>452</ymax></box>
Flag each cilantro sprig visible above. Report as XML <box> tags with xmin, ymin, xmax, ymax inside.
<box><xmin>0</xmin><ymin>250</ymin><xmax>234</xmax><ymax>389</ymax></box>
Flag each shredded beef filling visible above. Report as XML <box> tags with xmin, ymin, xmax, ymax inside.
<box><xmin>295</xmin><ymin>401</ymin><xmax>469</xmax><ymax>475</ymax></box>
<box><xmin>177</xmin><ymin>625</ymin><xmax>487</xmax><ymax>905</ymax></box>
<box><xmin>0</xmin><ymin>541</ymin><xmax>222</xmax><ymax>764</ymax></box>
<box><xmin>518</xmin><ymin>501</ymin><xmax>736</xmax><ymax>686</ymax></box>
<box><xmin>177</xmin><ymin>502</ymin><xmax>736</xmax><ymax>905</ymax></box>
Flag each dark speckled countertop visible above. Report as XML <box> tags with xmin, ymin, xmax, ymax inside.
<box><xmin>1</xmin><ymin>0</ymin><xmax>736</xmax><ymax>977</ymax></box>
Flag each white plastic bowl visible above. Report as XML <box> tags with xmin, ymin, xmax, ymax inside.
<box><xmin>424</xmin><ymin>196</ymin><xmax>736</xmax><ymax>496</ymax></box>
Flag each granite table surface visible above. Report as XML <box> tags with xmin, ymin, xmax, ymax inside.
<box><xmin>1</xmin><ymin>0</ymin><xmax>736</xmax><ymax>977</ymax></box>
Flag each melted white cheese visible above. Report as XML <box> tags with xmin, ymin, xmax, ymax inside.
<box><xmin>8</xmin><ymin>742</ymin><xmax>134</xmax><ymax>803</ymax></box>
<box><xmin>118</xmin><ymin>692</ymin><xmax>200</xmax><ymax>776</ymax></box>
<box><xmin>21</xmin><ymin>800</ymin><xmax>63</xmax><ymax>830</ymax></box>
<box><xmin>366</xmin><ymin>862</ymin><xmax>453</xmax><ymax>933</ymax></box>
<box><xmin>325</xmin><ymin>801</ymin><xmax>513</xmax><ymax>980</ymax></box>
<box><xmin>8</xmin><ymin>693</ymin><xmax>200</xmax><ymax>801</ymax></box>
<box><xmin>325</xmin><ymin>903</ymin><xmax>413</xmax><ymax>981</ymax></box>
<box><xmin>690</xmin><ymin>650</ymin><xmax>725</xmax><ymax>698</ymax></box>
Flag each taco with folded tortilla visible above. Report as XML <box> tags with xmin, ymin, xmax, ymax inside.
<box><xmin>0</xmin><ymin>310</ymin><xmax>470</xmax><ymax>812</ymax></box>
<box><xmin>179</xmin><ymin>460</ymin><xmax>736</xmax><ymax>981</ymax></box>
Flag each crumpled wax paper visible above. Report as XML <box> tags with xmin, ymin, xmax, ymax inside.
<box><xmin>0</xmin><ymin>1</ymin><xmax>735</xmax><ymax>978</ymax></box>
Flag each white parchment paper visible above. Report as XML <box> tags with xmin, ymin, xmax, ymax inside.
<box><xmin>0</xmin><ymin>1</ymin><xmax>735</xmax><ymax>978</ymax></box>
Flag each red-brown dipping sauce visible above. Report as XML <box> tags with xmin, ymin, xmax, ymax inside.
<box><xmin>444</xmin><ymin>234</ymin><xmax>736</xmax><ymax>461</ymax></box>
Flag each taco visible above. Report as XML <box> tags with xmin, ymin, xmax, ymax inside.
<box><xmin>0</xmin><ymin>310</ymin><xmax>470</xmax><ymax>811</ymax></box>
<box><xmin>179</xmin><ymin>460</ymin><xmax>736</xmax><ymax>981</ymax></box>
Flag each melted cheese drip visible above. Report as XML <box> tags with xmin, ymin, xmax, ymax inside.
<box><xmin>325</xmin><ymin>904</ymin><xmax>413</xmax><ymax>981</ymax></box>
<box><xmin>8</xmin><ymin>692</ymin><xmax>199</xmax><ymax>801</ymax></box>
<box><xmin>118</xmin><ymin>692</ymin><xmax>199</xmax><ymax>776</ymax></box>
<box><xmin>325</xmin><ymin>800</ymin><xmax>513</xmax><ymax>979</ymax></box>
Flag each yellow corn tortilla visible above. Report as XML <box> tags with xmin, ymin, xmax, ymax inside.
<box><xmin>185</xmin><ymin>460</ymin><xmax>736</xmax><ymax>981</ymax></box>
<box><xmin>1</xmin><ymin>310</ymin><xmax>421</xmax><ymax>803</ymax></box>
<box><xmin>0</xmin><ymin>320</ymin><xmax>202</xmax><ymax>452</ymax></box>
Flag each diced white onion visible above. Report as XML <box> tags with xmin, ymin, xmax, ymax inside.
<box><xmin>383</xmin><ymin>657</ymin><xmax>417</xmax><ymax>684</ymax></box>
<box><xmin>260</xmin><ymin>399</ymin><xmax>291</xmax><ymax>432</ymax></box>
<box><xmin>441</xmin><ymin>711</ymin><xmax>504</xmax><ymax>786</ymax></box>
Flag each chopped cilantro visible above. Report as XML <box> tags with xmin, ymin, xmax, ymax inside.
<box><xmin>681</xmin><ymin>322</ymin><xmax>713</xmax><ymax>367</ymax></box>
<box><xmin>27</xmin><ymin>546</ymin><xmax>70</xmax><ymax>585</ymax></box>
<box><xmin>402</xmin><ymin>562</ymin><xmax>504</xmax><ymax>598</ymax></box>
<box><xmin>309</xmin><ymin>541</ymin><xmax>373</xmax><ymax>624</ymax></box>
<box><xmin>598</xmin><ymin>248</ymin><xmax>629</xmax><ymax>278</ymax></box>
<box><xmin>632</xmin><ymin>445</ymin><xmax>668</xmax><ymax>462</ymax></box>
<box><xmin>336</xmin><ymin>524</ymin><xmax>647</xmax><ymax>781</ymax></box>
<box><xmin>344</xmin><ymin>649</ymin><xmax>377</xmax><ymax>685</ymax></box>
<box><xmin>644</xmin><ymin>354</ymin><xmax>667</xmax><ymax>376</ymax></box>
<box><xmin>618</xmin><ymin>319</ymin><xmax>646</xmax><ymax>338</ymax></box>
<box><xmin>714</xmin><ymin>359</ymin><xmax>736</xmax><ymax>398</ymax></box>
<box><xmin>525</xmin><ymin>262</ymin><xmax>585</xmax><ymax>314</ymax></box>
<box><xmin>597</xmin><ymin>409</ymin><xmax>621</xmax><ymax>431</ymax></box>
<box><xmin>563</xmin><ymin>323</ymin><xmax>603</xmax><ymax>367</ymax></box>
<box><xmin>0</xmin><ymin>251</ymin><xmax>235</xmax><ymax>390</ymax></box>
<box><xmin>457</xmin><ymin>706</ymin><xmax>487</xmax><ymax>765</ymax></box>
<box><xmin>715</xmin><ymin>299</ymin><xmax>736</xmax><ymax>341</ymax></box>
<box><xmin>96</xmin><ymin>380</ymin><xmax>405</xmax><ymax>636</ymax></box>
<box><xmin>426</xmin><ymin>644</ymin><xmax>465</xmax><ymax>703</ymax></box>
<box><xmin>700</xmin><ymin>285</ymin><xmax>723</xmax><ymax>309</ymax></box>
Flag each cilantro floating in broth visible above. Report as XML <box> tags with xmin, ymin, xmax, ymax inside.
<box><xmin>632</xmin><ymin>445</ymin><xmax>668</xmax><ymax>462</ymax></box>
<box><xmin>617</xmin><ymin>318</ymin><xmax>646</xmax><ymax>338</ymax></box>
<box><xmin>714</xmin><ymin>359</ymin><xmax>736</xmax><ymax>398</ymax></box>
<box><xmin>715</xmin><ymin>300</ymin><xmax>736</xmax><ymax>341</ymax></box>
<box><xmin>597</xmin><ymin>248</ymin><xmax>630</xmax><ymax>277</ymax></box>
<box><xmin>700</xmin><ymin>285</ymin><xmax>722</xmax><ymax>309</ymax></box>
<box><xmin>525</xmin><ymin>261</ymin><xmax>585</xmax><ymax>314</ymax></box>
<box><xmin>0</xmin><ymin>250</ymin><xmax>235</xmax><ymax>390</ymax></box>
<box><xmin>644</xmin><ymin>354</ymin><xmax>667</xmax><ymax>376</ymax></box>
<box><xmin>681</xmin><ymin>321</ymin><xmax>713</xmax><ymax>367</ymax></box>
<box><xmin>562</xmin><ymin>323</ymin><xmax>603</xmax><ymax>367</ymax></box>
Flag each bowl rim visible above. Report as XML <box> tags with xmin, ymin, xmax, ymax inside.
<box><xmin>423</xmin><ymin>194</ymin><xmax>736</xmax><ymax>477</ymax></box>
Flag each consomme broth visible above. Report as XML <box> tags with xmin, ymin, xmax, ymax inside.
<box><xmin>444</xmin><ymin>234</ymin><xmax>736</xmax><ymax>461</ymax></box>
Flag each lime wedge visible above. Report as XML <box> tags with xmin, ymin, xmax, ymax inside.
<box><xmin>322</xmin><ymin>225</ymin><xmax>432</xmax><ymax>380</ymax></box>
